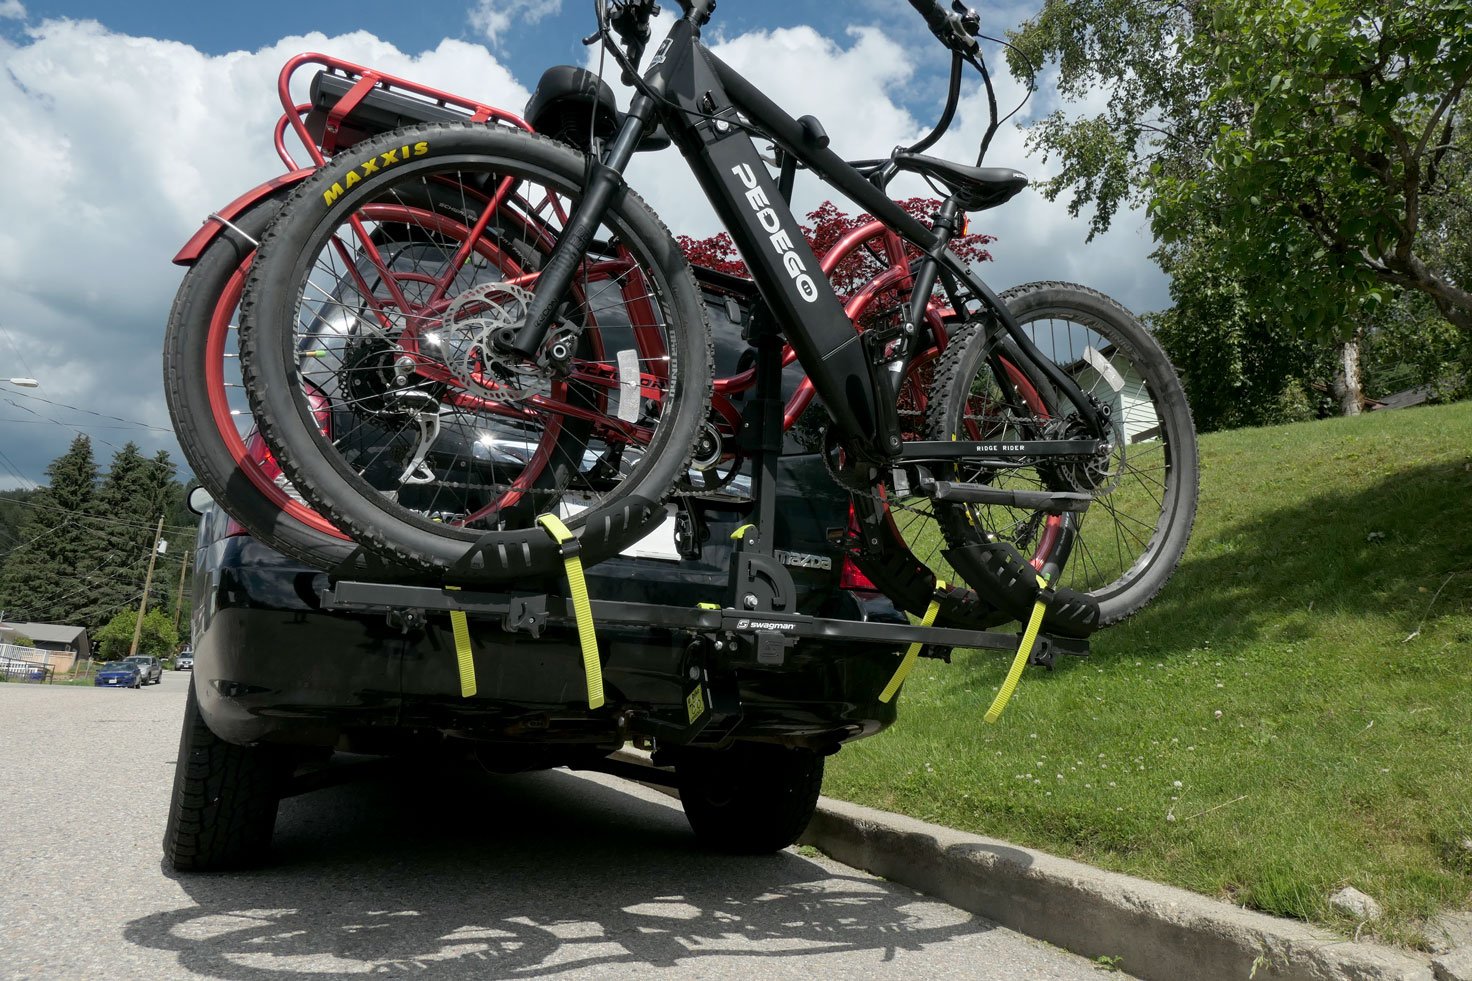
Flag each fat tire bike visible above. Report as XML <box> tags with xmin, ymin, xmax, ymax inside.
<box><xmin>231</xmin><ymin>0</ymin><xmax>1198</xmax><ymax>630</ymax></box>
<box><xmin>164</xmin><ymin>53</ymin><xmax>958</xmax><ymax>581</ymax></box>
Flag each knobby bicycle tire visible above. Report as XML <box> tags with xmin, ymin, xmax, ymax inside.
<box><xmin>162</xmin><ymin>195</ymin><xmax>363</xmax><ymax>570</ymax></box>
<box><xmin>860</xmin><ymin>281</ymin><xmax>1198</xmax><ymax>630</ymax></box>
<box><xmin>239</xmin><ymin>123</ymin><xmax>714</xmax><ymax>583</ymax></box>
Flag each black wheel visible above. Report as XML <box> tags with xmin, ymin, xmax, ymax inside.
<box><xmin>675</xmin><ymin>743</ymin><xmax>824</xmax><ymax>854</ymax></box>
<box><xmin>240</xmin><ymin>123</ymin><xmax>713</xmax><ymax>583</ymax></box>
<box><xmin>893</xmin><ymin>282</ymin><xmax>1197</xmax><ymax>628</ymax></box>
<box><xmin>163</xmin><ymin>679</ymin><xmax>293</xmax><ymax>872</ymax></box>
<box><xmin>163</xmin><ymin>194</ymin><xmax>364</xmax><ymax>569</ymax></box>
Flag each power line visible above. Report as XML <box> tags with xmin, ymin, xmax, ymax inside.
<box><xmin>0</xmin><ymin>447</ymin><xmax>39</xmax><ymax>491</ymax></box>
<box><xmin>0</xmin><ymin>395</ymin><xmax>125</xmax><ymax>453</ymax></box>
<box><xmin>0</xmin><ymin>417</ymin><xmax>173</xmax><ymax>431</ymax></box>
<box><xmin>0</xmin><ymin>325</ymin><xmax>41</xmax><ymax>387</ymax></box>
<box><xmin>0</xmin><ymin>497</ymin><xmax>196</xmax><ymax>537</ymax></box>
<box><xmin>2</xmin><ymin>388</ymin><xmax>174</xmax><ymax>434</ymax></box>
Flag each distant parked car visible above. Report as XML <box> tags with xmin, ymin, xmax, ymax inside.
<box><xmin>95</xmin><ymin>662</ymin><xmax>142</xmax><ymax>689</ymax></box>
<box><xmin>176</xmin><ymin>653</ymin><xmax>194</xmax><ymax>671</ymax></box>
<box><xmin>122</xmin><ymin>655</ymin><xmax>164</xmax><ymax>685</ymax></box>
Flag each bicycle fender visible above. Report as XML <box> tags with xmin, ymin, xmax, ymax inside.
<box><xmin>171</xmin><ymin>169</ymin><xmax>313</xmax><ymax>266</ymax></box>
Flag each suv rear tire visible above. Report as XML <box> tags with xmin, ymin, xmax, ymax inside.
<box><xmin>163</xmin><ymin>679</ymin><xmax>294</xmax><ymax>871</ymax></box>
<box><xmin>675</xmin><ymin>743</ymin><xmax>824</xmax><ymax>854</ymax></box>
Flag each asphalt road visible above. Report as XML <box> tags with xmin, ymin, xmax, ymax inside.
<box><xmin>0</xmin><ymin>673</ymin><xmax>1119</xmax><ymax>980</ymax></box>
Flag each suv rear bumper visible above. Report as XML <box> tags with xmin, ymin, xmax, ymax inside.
<box><xmin>194</xmin><ymin>536</ymin><xmax>905</xmax><ymax>753</ymax></box>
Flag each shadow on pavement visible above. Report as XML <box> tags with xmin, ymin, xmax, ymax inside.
<box><xmin>126</xmin><ymin>766</ymin><xmax>988</xmax><ymax>978</ymax></box>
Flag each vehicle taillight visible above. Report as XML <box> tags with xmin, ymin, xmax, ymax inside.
<box><xmin>839</xmin><ymin>555</ymin><xmax>878</xmax><ymax>591</ymax></box>
<box><xmin>840</xmin><ymin>503</ymin><xmax>879</xmax><ymax>591</ymax></box>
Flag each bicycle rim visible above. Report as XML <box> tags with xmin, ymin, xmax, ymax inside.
<box><xmin>241</xmin><ymin>129</ymin><xmax>710</xmax><ymax>577</ymax></box>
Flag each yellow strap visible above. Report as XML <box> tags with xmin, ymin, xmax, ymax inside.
<box><xmin>730</xmin><ymin>523</ymin><xmax>756</xmax><ymax>541</ymax></box>
<box><xmin>984</xmin><ymin>575</ymin><xmax>1049</xmax><ymax>724</ymax></box>
<box><xmin>696</xmin><ymin>602</ymin><xmax>721</xmax><ymax>610</ymax></box>
<box><xmin>878</xmin><ymin>580</ymin><xmax>946</xmax><ymax>703</ymax></box>
<box><xmin>445</xmin><ymin>587</ymin><xmax>476</xmax><ymax>698</ymax></box>
<box><xmin>536</xmin><ymin>513</ymin><xmax>605</xmax><ymax>709</ymax></box>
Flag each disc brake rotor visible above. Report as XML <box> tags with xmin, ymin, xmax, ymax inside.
<box><xmin>430</xmin><ymin>282</ymin><xmax>553</xmax><ymax>403</ymax></box>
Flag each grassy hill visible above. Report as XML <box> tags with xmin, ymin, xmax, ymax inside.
<box><xmin>825</xmin><ymin>400</ymin><xmax>1472</xmax><ymax>946</ymax></box>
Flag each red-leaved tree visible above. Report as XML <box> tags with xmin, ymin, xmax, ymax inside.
<box><xmin>678</xmin><ymin>199</ymin><xmax>996</xmax><ymax>442</ymax></box>
<box><xmin>676</xmin><ymin>197</ymin><xmax>995</xmax><ymax>298</ymax></box>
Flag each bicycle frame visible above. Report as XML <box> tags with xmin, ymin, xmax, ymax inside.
<box><xmin>510</xmin><ymin>15</ymin><xmax>1109</xmax><ymax>466</ymax></box>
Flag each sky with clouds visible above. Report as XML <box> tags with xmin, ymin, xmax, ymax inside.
<box><xmin>0</xmin><ymin>0</ymin><xmax>1167</xmax><ymax>489</ymax></box>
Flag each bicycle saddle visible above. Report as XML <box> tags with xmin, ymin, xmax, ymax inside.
<box><xmin>891</xmin><ymin>152</ymin><xmax>1028</xmax><ymax>212</ymax></box>
<box><xmin>525</xmin><ymin>65</ymin><xmax>671</xmax><ymax>153</ymax></box>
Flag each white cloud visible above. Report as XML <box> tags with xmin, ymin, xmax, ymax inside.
<box><xmin>468</xmin><ymin>0</ymin><xmax>562</xmax><ymax>47</ymax></box>
<box><xmin>0</xmin><ymin>11</ymin><xmax>1167</xmax><ymax>485</ymax></box>
<box><xmin>0</xmin><ymin>1</ymin><xmax>25</xmax><ymax>22</ymax></box>
<box><xmin>0</xmin><ymin>19</ymin><xmax>529</xmax><ymax>480</ymax></box>
<box><xmin>612</xmin><ymin>19</ymin><xmax>1167</xmax><ymax>317</ymax></box>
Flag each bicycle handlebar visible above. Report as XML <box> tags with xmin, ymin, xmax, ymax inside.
<box><xmin>907</xmin><ymin>0</ymin><xmax>980</xmax><ymax>54</ymax></box>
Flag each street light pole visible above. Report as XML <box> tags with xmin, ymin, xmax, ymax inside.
<box><xmin>128</xmin><ymin>516</ymin><xmax>166</xmax><ymax>658</ymax></box>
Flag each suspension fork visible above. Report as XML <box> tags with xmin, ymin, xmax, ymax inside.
<box><xmin>880</xmin><ymin>198</ymin><xmax>963</xmax><ymax>412</ymax></box>
<box><xmin>500</xmin><ymin>94</ymin><xmax>659</xmax><ymax>360</ymax></box>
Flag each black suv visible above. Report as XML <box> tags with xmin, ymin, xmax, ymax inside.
<box><xmin>165</xmin><ymin>273</ymin><xmax>910</xmax><ymax>871</ymax></box>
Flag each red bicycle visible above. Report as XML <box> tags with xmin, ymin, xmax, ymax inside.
<box><xmin>166</xmin><ymin>53</ymin><xmax>974</xmax><ymax>590</ymax></box>
<box><xmin>168</xmin><ymin>39</ymin><xmax>1191</xmax><ymax>631</ymax></box>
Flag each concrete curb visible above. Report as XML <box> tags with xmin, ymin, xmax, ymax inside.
<box><xmin>609</xmin><ymin>750</ymin><xmax>1436</xmax><ymax>981</ymax></box>
<box><xmin>800</xmin><ymin>797</ymin><xmax>1434</xmax><ymax>981</ymax></box>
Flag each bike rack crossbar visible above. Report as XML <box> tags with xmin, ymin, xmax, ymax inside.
<box><xmin>320</xmin><ymin>580</ymin><xmax>1089</xmax><ymax>658</ymax></box>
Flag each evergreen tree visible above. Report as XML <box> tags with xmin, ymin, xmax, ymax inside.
<box><xmin>80</xmin><ymin>443</ymin><xmax>176</xmax><ymax>629</ymax></box>
<box><xmin>0</xmin><ymin>435</ymin><xmax>98</xmax><ymax>624</ymax></box>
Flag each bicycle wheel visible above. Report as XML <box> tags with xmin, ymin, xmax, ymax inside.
<box><xmin>240</xmin><ymin>123</ymin><xmax>713</xmax><ymax>583</ymax></box>
<box><xmin>861</xmin><ymin>282</ymin><xmax>1197</xmax><ymax>632</ymax></box>
<box><xmin>162</xmin><ymin>195</ymin><xmax>361</xmax><ymax>569</ymax></box>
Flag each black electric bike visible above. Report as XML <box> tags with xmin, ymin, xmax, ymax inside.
<box><xmin>235</xmin><ymin>0</ymin><xmax>1197</xmax><ymax>633</ymax></box>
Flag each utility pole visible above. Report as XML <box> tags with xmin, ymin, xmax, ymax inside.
<box><xmin>128</xmin><ymin>516</ymin><xmax>165</xmax><ymax>657</ymax></box>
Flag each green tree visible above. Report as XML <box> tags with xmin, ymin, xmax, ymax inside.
<box><xmin>0</xmin><ymin>488</ymin><xmax>39</xmax><ymax>555</ymax></box>
<box><xmin>1009</xmin><ymin>0</ymin><xmax>1472</xmax><ymax>406</ymax></box>
<box><xmin>94</xmin><ymin>607</ymin><xmax>177</xmax><ymax>661</ymax></box>
<box><xmin>0</xmin><ymin>435</ymin><xmax>98</xmax><ymax>624</ymax></box>
<box><xmin>1150</xmin><ymin>230</ymin><xmax>1332</xmax><ymax>431</ymax></box>
<box><xmin>81</xmin><ymin>444</ymin><xmax>178</xmax><ymax>629</ymax></box>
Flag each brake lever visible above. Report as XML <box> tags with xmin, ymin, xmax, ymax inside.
<box><xmin>608</xmin><ymin>0</ymin><xmax>660</xmax><ymax>81</ymax></box>
<box><xmin>945</xmin><ymin>2</ymin><xmax>981</xmax><ymax>53</ymax></box>
<box><xmin>951</xmin><ymin>1</ymin><xmax>981</xmax><ymax>36</ymax></box>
